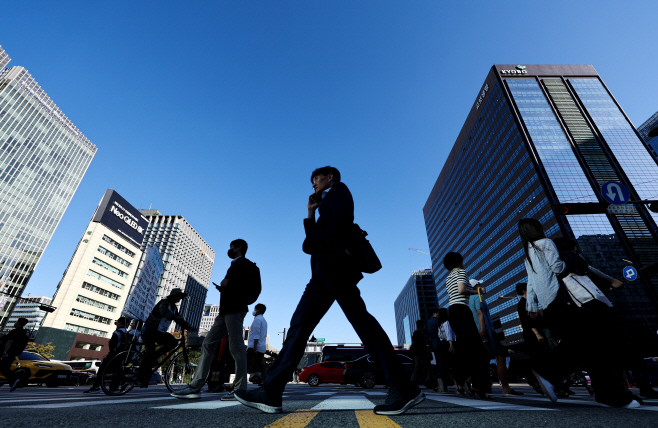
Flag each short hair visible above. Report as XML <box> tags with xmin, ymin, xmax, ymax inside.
<box><xmin>17</xmin><ymin>317</ymin><xmax>28</xmax><ymax>326</ymax></box>
<box><xmin>553</xmin><ymin>237</ymin><xmax>577</xmax><ymax>253</ymax></box>
<box><xmin>255</xmin><ymin>303</ymin><xmax>266</xmax><ymax>314</ymax></box>
<box><xmin>431</xmin><ymin>308</ymin><xmax>440</xmax><ymax>315</ymax></box>
<box><xmin>116</xmin><ymin>316</ymin><xmax>129</xmax><ymax>326</ymax></box>
<box><xmin>443</xmin><ymin>252</ymin><xmax>464</xmax><ymax>270</ymax></box>
<box><xmin>310</xmin><ymin>166</ymin><xmax>341</xmax><ymax>183</ymax></box>
<box><xmin>515</xmin><ymin>282</ymin><xmax>527</xmax><ymax>296</ymax></box>
<box><xmin>416</xmin><ymin>320</ymin><xmax>425</xmax><ymax>329</ymax></box>
<box><xmin>231</xmin><ymin>239</ymin><xmax>248</xmax><ymax>256</ymax></box>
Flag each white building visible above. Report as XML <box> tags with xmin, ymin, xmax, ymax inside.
<box><xmin>4</xmin><ymin>296</ymin><xmax>52</xmax><ymax>337</ymax></box>
<box><xmin>37</xmin><ymin>190</ymin><xmax>148</xmax><ymax>361</ymax></box>
<box><xmin>138</xmin><ymin>211</ymin><xmax>215</xmax><ymax>331</ymax></box>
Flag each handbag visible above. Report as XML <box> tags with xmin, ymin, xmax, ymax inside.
<box><xmin>562</xmin><ymin>274</ymin><xmax>613</xmax><ymax>308</ymax></box>
<box><xmin>344</xmin><ymin>223</ymin><xmax>382</xmax><ymax>274</ymax></box>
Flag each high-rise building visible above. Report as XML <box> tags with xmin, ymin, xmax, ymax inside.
<box><xmin>638</xmin><ymin>110</ymin><xmax>658</xmax><ymax>158</ymax></box>
<box><xmin>393</xmin><ymin>269</ymin><xmax>438</xmax><ymax>347</ymax></box>
<box><xmin>424</xmin><ymin>65</ymin><xmax>658</xmax><ymax>354</ymax></box>
<box><xmin>4</xmin><ymin>295</ymin><xmax>52</xmax><ymax>338</ymax></box>
<box><xmin>0</xmin><ymin>46</ymin><xmax>96</xmax><ymax>329</ymax></box>
<box><xmin>138</xmin><ymin>211</ymin><xmax>215</xmax><ymax>331</ymax></box>
<box><xmin>37</xmin><ymin>190</ymin><xmax>148</xmax><ymax>360</ymax></box>
<box><xmin>199</xmin><ymin>303</ymin><xmax>220</xmax><ymax>334</ymax></box>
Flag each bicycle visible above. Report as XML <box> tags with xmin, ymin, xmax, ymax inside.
<box><xmin>100</xmin><ymin>328</ymin><xmax>201</xmax><ymax>396</ymax></box>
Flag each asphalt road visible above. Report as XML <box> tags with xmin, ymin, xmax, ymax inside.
<box><xmin>0</xmin><ymin>383</ymin><xmax>656</xmax><ymax>428</ymax></box>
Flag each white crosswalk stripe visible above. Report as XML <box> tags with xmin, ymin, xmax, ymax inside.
<box><xmin>311</xmin><ymin>395</ymin><xmax>375</xmax><ymax>410</ymax></box>
<box><xmin>153</xmin><ymin>400</ymin><xmax>241</xmax><ymax>409</ymax></box>
<box><xmin>426</xmin><ymin>393</ymin><xmax>556</xmax><ymax>411</ymax></box>
<box><xmin>502</xmin><ymin>395</ymin><xmax>658</xmax><ymax>411</ymax></box>
<box><xmin>6</xmin><ymin>396</ymin><xmax>177</xmax><ymax>409</ymax></box>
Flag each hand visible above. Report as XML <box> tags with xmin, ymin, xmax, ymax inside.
<box><xmin>528</xmin><ymin>311</ymin><xmax>538</xmax><ymax>319</ymax></box>
<box><xmin>476</xmin><ymin>285</ymin><xmax>486</xmax><ymax>294</ymax></box>
<box><xmin>220</xmin><ymin>278</ymin><xmax>228</xmax><ymax>287</ymax></box>
<box><xmin>308</xmin><ymin>194</ymin><xmax>320</xmax><ymax>218</ymax></box>
<box><xmin>611</xmin><ymin>279</ymin><xmax>623</xmax><ymax>289</ymax></box>
<box><xmin>479</xmin><ymin>329</ymin><xmax>487</xmax><ymax>340</ymax></box>
<box><xmin>535</xmin><ymin>332</ymin><xmax>545</xmax><ymax>342</ymax></box>
<box><xmin>213</xmin><ymin>282</ymin><xmax>221</xmax><ymax>291</ymax></box>
<box><xmin>448</xmin><ymin>343</ymin><xmax>455</xmax><ymax>353</ymax></box>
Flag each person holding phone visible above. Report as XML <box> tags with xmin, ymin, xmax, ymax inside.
<box><xmin>235</xmin><ymin>166</ymin><xmax>424</xmax><ymax>416</ymax></box>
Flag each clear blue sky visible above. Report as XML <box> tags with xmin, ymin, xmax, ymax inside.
<box><xmin>5</xmin><ymin>1</ymin><xmax>657</xmax><ymax>349</ymax></box>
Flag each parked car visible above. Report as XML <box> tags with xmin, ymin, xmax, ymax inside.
<box><xmin>299</xmin><ymin>361</ymin><xmax>348</xmax><ymax>386</ymax></box>
<box><xmin>0</xmin><ymin>351</ymin><xmax>72</xmax><ymax>388</ymax></box>
<box><xmin>150</xmin><ymin>371</ymin><xmax>162</xmax><ymax>385</ymax></box>
<box><xmin>342</xmin><ymin>351</ymin><xmax>417</xmax><ymax>388</ymax></box>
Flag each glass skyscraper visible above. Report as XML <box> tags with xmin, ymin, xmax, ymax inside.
<box><xmin>393</xmin><ymin>269</ymin><xmax>438</xmax><ymax>347</ymax></box>
<box><xmin>638</xmin><ymin>110</ymin><xmax>658</xmax><ymax>158</ymax></box>
<box><xmin>424</xmin><ymin>65</ymin><xmax>658</xmax><ymax>354</ymax></box>
<box><xmin>0</xmin><ymin>46</ymin><xmax>96</xmax><ymax>329</ymax></box>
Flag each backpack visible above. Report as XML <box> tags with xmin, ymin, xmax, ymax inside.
<box><xmin>243</xmin><ymin>260</ymin><xmax>262</xmax><ymax>305</ymax></box>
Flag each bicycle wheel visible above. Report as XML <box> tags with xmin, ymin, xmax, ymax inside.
<box><xmin>165</xmin><ymin>348</ymin><xmax>201</xmax><ymax>393</ymax></box>
<box><xmin>100</xmin><ymin>351</ymin><xmax>137</xmax><ymax>396</ymax></box>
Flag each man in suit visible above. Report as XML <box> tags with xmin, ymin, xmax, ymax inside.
<box><xmin>235</xmin><ymin>166</ymin><xmax>424</xmax><ymax>415</ymax></box>
<box><xmin>172</xmin><ymin>239</ymin><xmax>253</xmax><ymax>401</ymax></box>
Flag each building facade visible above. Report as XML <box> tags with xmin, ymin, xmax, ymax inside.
<box><xmin>138</xmin><ymin>211</ymin><xmax>215</xmax><ymax>331</ymax></box>
<box><xmin>393</xmin><ymin>269</ymin><xmax>438</xmax><ymax>347</ymax></box>
<box><xmin>638</xmin><ymin>110</ymin><xmax>658</xmax><ymax>158</ymax></box>
<box><xmin>424</xmin><ymin>65</ymin><xmax>658</xmax><ymax>354</ymax></box>
<box><xmin>3</xmin><ymin>295</ymin><xmax>52</xmax><ymax>338</ymax></box>
<box><xmin>0</xmin><ymin>46</ymin><xmax>96</xmax><ymax>329</ymax></box>
<box><xmin>199</xmin><ymin>303</ymin><xmax>220</xmax><ymax>334</ymax></box>
<box><xmin>37</xmin><ymin>190</ymin><xmax>147</xmax><ymax>360</ymax></box>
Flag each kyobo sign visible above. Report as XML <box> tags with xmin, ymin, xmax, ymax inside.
<box><xmin>500</xmin><ymin>65</ymin><xmax>528</xmax><ymax>75</ymax></box>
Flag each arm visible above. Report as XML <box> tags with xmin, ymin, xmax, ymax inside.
<box><xmin>249</xmin><ymin>319</ymin><xmax>262</xmax><ymax>350</ymax></box>
<box><xmin>302</xmin><ymin>183</ymin><xmax>354</xmax><ymax>255</ymax></box>
<box><xmin>2</xmin><ymin>340</ymin><xmax>12</xmax><ymax>358</ymax></box>
<box><xmin>531</xmin><ymin>327</ymin><xmax>545</xmax><ymax>342</ymax></box>
<box><xmin>543</xmin><ymin>239</ymin><xmax>566</xmax><ymax>275</ymax></box>
<box><xmin>458</xmin><ymin>282</ymin><xmax>480</xmax><ymax>296</ymax></box>
<box><xmin>157</xmin><ymin>301</ymin><xmax>187</xmax><ymax>326</ymax></box>
<box><xmin>587</xmin><ymin>266</ymin><xmax>621</xmax><ymax>294</ymax></box>
<box><xmin>526</xmin><ymin>271</ymin><xmax>539</xmax><ymax>314</ymax></box>
<box><xmin>477</xmin><ymin>309</ymin><xmax>486</xmax><ymax>339</ymax></box>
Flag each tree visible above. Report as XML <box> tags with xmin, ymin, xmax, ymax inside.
<box><xmin>25</xmin><ymin>342</ymin><xmax>55</xmax><ymax>359</ymax></box>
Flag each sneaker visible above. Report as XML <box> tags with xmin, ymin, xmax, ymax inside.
<box><xmin>84</xmin><ymin>386</ymin><xmax>102</xmax><ymax>394</ymax></box>
<box><xmin>532</xmin><ymin>370</ymin><xmax>557</xmax><ymax>403</ymax></box>
<box><xmin>234</xmin><ymin>387</ymin><xmax>282</xmax><ymax>414</ymax></box>
<box><xmin>462</xmin><ymin>382</ymin><xmax>474</xmax><ymax>397</ymax></box>
<box><xmin>9</xmin><ymin>379</ymin><xmax>20</xmax><ymax>392</ymax></box>
<box><xmin>502</xmin><ymin>389</ymin><xmax>524</xmax><ymax>397</ymax></box>
<box><xmin>374</xmin><ymin>387</ymin><xmax>425</xmax><ymax>416</ymax></box>
<box><xmin>220</xmin><ymin>391</ymin><xmax>237</xmax><ymax>401</ymax></box>
<box><xmin>598</xmin><ymin>399</ymin><xmax>641</xmax><ymax>408</ymax></box>
<box><xmin>171</xmin><ymin>386</ymin><xmax>202</xmax><ymax>399</ymax></box>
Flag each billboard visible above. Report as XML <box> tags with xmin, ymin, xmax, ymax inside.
<box><xmin>122</xmin><ymin>245</ymin><xmax>164</xmax><ymax>322</ymax></box>
<box><xmin>92</xmin><ymin>189</ymin><xmax>149</xmax><ymax>248</ymax></box>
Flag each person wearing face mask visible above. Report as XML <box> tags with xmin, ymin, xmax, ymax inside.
<box><xmin>172</xmin><ymin>239</ymin><xmax>255</xmax><ymax>401</ymax></box>
<box><xmin>247</xmin><ymin>303</ymin><xmax>268</xmax><ymax>384</ymax></box>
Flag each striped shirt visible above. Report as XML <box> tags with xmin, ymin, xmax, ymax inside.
<box><xmin>446</xmin><ymin>268</ymin><xmax>471</xmax><ymax>306</ymax></box>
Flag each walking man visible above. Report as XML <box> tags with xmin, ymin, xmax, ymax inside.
<box><xmin>235</xmin><ymin>166</ymin><xmax>424</xmax><ymax>415</ymax></box>
<box><xmin>247</xmin><ymin>303</ymin><xmax>268</xmax><ymax>384</ymax></box>
<box><xmin>172</xmin><ymin>239</ymin><xmax>254</xmax><ymax>401</ymax></box>
<box><xmin>0</xmin><ymin>317</ymin><xmax>29</xmax><ymax>391</ymax></box>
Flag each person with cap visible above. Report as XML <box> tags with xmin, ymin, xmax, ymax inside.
<box><xmin>84</xmin><ymin>316</ymin><xmax>129</xmax><ymax>394</ymax></box>
<box><xmin>468</xmin><ymin>278</ymin><xmax>523</xmax><ymax>397</ymax></box>
<box><xmin>0</xmin><ymin>317</ymin><xmax>29</xmax><ymax>392</ymax></box>
<box><xmin>134</xmin><ymin>288</ymin><xmax>191</xmax><ymax>387</ymax></box>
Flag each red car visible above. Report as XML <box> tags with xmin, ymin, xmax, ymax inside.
<box><xmin>299</xmin><ymin>361</ymin><xmax>347</xmax><ymax>386</ymax></box>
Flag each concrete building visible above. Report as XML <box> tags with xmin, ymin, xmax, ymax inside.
<box><xmin>199</xmin><ymin>303</ymin><xmax>220</xmax><ymax>334</ymax></box>
<box><xmin>3</xmin><ymin>295</ymin><xmax>52</xmax><ymax>338</ymax></box>
<box><xmin>393</xmin><ymin>269</ymin><xmax>438</xmax><ymax>347</ymax></box>
<box><xmin>0</xmin><ymin>46</ymin><xmax>97</xmax><ymax>329</ymax></box>
<box><xmin>37</xmin><ymin>190</ymin><xmax>148</xmax><ymax>360</ymax></box>
<box><xmin>138</xmin><ymin>211</ymin><xmax>215</xmax><ymax>331</ymax></box>
<box><xmin>424</xmin><ymin>65</ymin><xmax>658</xmax><ymax>354</ymax></box>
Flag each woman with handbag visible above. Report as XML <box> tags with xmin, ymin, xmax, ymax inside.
<box><xmin>518</xmin><ymin>218</ymin><xmax>639</xmax><ymax>408</ymax></box>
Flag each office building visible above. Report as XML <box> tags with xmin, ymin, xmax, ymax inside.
<box><xmin>138</xmin><ymin>211</ymin><xmax>215</xmax><ymax>331</ymax></box>
<box><xmin>0</xmin><ymin>46</ymin><xmax>97</xmax><ymax>329</ymax></box>
<box><xmin>3</xmin><ymin>295</ymin><xmax>52</xmax><ymax>338</ymax></box>
<box><xmin>393</xmin><ymin>269</ymin><xmax>438</xmax><ymax>347</ymax></box>
<box><xmin>638</xmin><ymin>110</ymin><xmax>658</xmax><ymax>158</ymax></box>
<box><xmin>37</xmin><ymin>190</ymin><xmax>148</xmax><ymax>360</ymax></box>
<box><xmin>424</xmin><ymin>65</ymin><xmax>658</xmax><ymax>354</ymax></box>
<box><xmin>199</xmin><ymin>303</ymin><xmax>220</xmax><ymax>334</ymax></box>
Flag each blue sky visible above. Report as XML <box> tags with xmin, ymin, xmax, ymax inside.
<box><xmin>4</xmin><ymin>1</ymin><xmax>657</xmax><ymax>349</ymax></box>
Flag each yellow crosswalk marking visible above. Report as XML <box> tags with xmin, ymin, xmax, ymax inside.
<box><xmin>265</xmin><ymin>409</ymin><xmax>320</xmax><ymax>428</ymax></box>
<box><xmin>355</xmin><ymin>410</ymin><xmax>403</xmax><ymax>428</ymax></box>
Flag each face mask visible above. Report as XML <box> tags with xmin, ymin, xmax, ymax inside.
<box><xmin>227</xmin><ymin>249</ymin><xmax>237</xmax><ymax>259</ymax></box>
<box><xmin>252</xmin><ymin>310</ymin><xmax>258</xmax><ymax>316</ymax></box>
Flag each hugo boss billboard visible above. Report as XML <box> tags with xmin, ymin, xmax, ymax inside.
<box><xmin>92</xmin><ymin>190</ymin><xmax>149</xmax><ymax>248</ymax></box>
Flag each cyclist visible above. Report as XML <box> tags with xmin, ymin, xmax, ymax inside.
<box><xmin>84</xmin><ymin>316</ymin><xmax>129</xmax><ymax>394</ymax></box>
<box><xmin>134</xmin><ymin>288</ymin><xmax>191</xmax><ymax>387</ymax></box>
